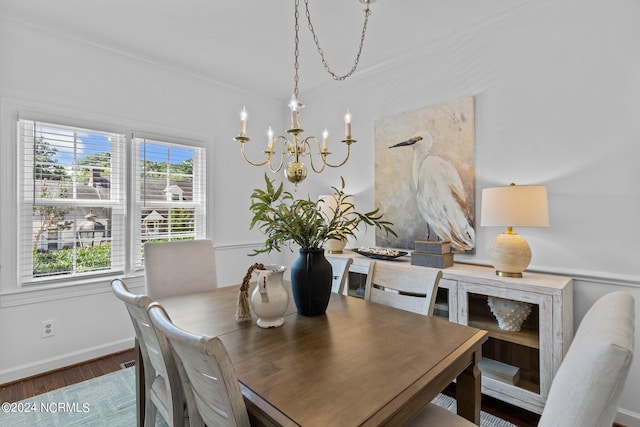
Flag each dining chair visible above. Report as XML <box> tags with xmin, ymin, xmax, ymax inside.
<box><xmin>328</xmin><ymin>256</ymin><xmax>353</xmax><ymax>295</ymax></box>
<box><xmin>147</xmin><ymin>302</ymin><xmax>251</xmax><ymax>427</ymax></box>
<box><xmin>407</xmin><ymin>290</ymin><xmax>635</xmax><ymax>427</ymax></box>
<box><xmin>144</xmin><ymin>239</ymin><xmax>218</xmax><ymax>300</ymax></box>
<box><xmin>111</xmin><ymin>279</ymin><xmax>189</xmax><ymax>427</ymax></box>
<box><xmin>364</xmin><ymin>261</ymin><xmax>443</xmax><ymax>316</ymax></box>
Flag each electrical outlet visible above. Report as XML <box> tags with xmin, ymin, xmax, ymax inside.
<box><xmin>41</xmin><ymin>320</ymin><xmax>56</xmax><ymax>338</ymax></box>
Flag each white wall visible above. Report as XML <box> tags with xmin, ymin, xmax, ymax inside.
<box><xmin>299</xmin><ymin>0</ymin><xmax>640</xmax><ymax>424</ymax></box>
<box><xmin>1</xmin><ymin>0</ymin><xmax>639</xmax><ymax>424</ymax></box>
<box><xmin>0</xmin><ymin>15</ymin><xmax>285</xmax><ymax>383</ymax></box>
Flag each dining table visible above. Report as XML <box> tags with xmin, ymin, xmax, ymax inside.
<box><xmin>136</xmin><ymin>283</ymin><xmax>488</xmax><ymax>426</ymax></box>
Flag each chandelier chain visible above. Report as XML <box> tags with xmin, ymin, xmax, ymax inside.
<box><xmin>303</xmin><ymin>0</ymin><xmax>371</xmax><ymax>81</ymax></box>
<box><xmin>293</xmin><ymin>0</ymin><xmax>301</xmax><ymax>97</ymax></box>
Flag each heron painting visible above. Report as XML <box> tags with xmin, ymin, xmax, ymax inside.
<box><xmin>374</xmin><ymin>97</ymin><xmax>475</xmax><ymax>253</ymax></box>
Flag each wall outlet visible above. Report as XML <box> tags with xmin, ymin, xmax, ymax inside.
<box><xmin>41</xmin><ymin>320</ymin><xmax>55</xmax><ymax>338</ymax></box>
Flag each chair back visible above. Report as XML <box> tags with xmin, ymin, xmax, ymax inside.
<box><xmin>148</xmin><ymin>302</ymin><xmax>250</xmax><ymax>427</ymax></box>
<box><xmin>111</xmin><ymin>279</ymin><xmax>186</xmax><ymax>426</ymax></box>
<box><xmin>328</xmin><ymin>257</ymin><xmax>353</xmax><ymax>295</ymax></box>
<box><xmin>144</xmin><ymin>239</ymin><xmax>217</xmax><ymax>299</ymax></box>
<box><xmin>364</xmin><ymin>261</ymin><xmax>442</xmax><ymax>316</ymax></box>
<box><xmin>538</xmin><ymin>291</ymin><xmax>635</xmax><ymax>427</ymax></box>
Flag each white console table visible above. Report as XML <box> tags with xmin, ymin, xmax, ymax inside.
<box><xmin>327</xmin><ymin>250</ymin><xmax>573</xmax><ymax>414</ymax></box>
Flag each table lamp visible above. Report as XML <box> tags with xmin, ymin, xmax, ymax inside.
<box><xmin>318</xmin><ymin>193</ymin><xmax>354</xmax><ymax>254</ymax></box>
<box><xmin>480</xmin><ymin>183</ymin><xmax>549</xmax><ymax>277</ymax></box>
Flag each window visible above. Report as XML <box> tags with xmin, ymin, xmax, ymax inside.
<box><xmin>19</xmin><ymin>120</ymin><xmax>126</xmax><ymax>283</ymax></box>
<box><xmin>18</xmin><ymin>119</ymin><xmax>207</xmax><ymax>286</ymax></box>
<box><xmin>133</xmin><ymin>136</ymin><xmax>206</xmax><ymax>269</ymax></box>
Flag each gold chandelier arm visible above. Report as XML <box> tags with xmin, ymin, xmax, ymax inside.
<box><xmin>240</xmin><ymin>142</ymin><xmax>273</xmax><ymax>167</ymax></box>
<box><xmin>267</xmin><ymin>136</ymin><xmax>289</xmax><ymax>173</ymax></box>
<box><xmin>304</xmin><ymin>137</ymin><xmax>327</xmax><ymax>174</ymax></box>
<box><xmin>323</xmin><ymin>142</ymin><xmax>352</xmax><ymax>168</ymax></box>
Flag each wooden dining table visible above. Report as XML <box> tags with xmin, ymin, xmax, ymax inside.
<box><xmin>137</xmin><ymin>284</ymin><xmax>487</xmax><ymax>426</ymax></box>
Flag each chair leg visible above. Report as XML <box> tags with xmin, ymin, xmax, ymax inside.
<box><xmin>144</xmin><ymin>401</ymin><xmax>157</xmax><ymax>427</ymax></box>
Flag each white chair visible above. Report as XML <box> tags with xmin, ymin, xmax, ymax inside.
<box><xmin>328</xmin><ymin>256</ymin><xmax>353</xmax><ymax>295</ymax></box>
<box><xmin>111</xmin><ymin>279</ymin><xmax>188</xmax><ymax>427</ymax></box>
<box><xmin>144</xmin><ymin>239</ymin><xmax>218</xmax><ymax>300</ymax></box>
<box><xmin>148</xmin><ymin>302</ymin><xmax>250</xmax><ymax>427</ymax></box>
<box><xmin>364</xmin><ymin>261</ymin><xmax>442</xmax><ymax>316</ymax></box>
<box><xmin>408</xmin><ymin>291</ymin><xmax>635</xmax><ymax>427</ymax></box>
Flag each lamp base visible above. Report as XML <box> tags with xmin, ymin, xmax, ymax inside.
<box><xmin>488</xmin><ymin>230</ymin><xmax>532</xmax><ymax>277</ymax></box>
<box><xmin>325</xmin><ymin>238</ymin><xmax>347</xmax><ymax>254</ymax></box>
<box><xmin>495</xmin><ymin>270</ymin><xmax>524</xmax><ymax>278</ymax></box>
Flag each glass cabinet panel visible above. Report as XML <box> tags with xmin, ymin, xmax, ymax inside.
<box><xmin>466</xmin><ymin>292</ymin><xmax>541</xmax><ymax>394</ymax></box>
<box><xmin>347</xmin><ymin>271</ymin><xmax>367</xmax><ymax>298</ymax></box>
<box><xmin>433</xmin><ymin>287</ymin><xmax>450</xmax><ymax>318</ymax></box>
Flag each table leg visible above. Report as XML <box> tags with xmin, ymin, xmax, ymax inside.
<box><xmin>135</xmin><ymin>338</ymin><xmax>145</xmax><ymax>427</ymax></box>
<box><xmin>456</xmin><ymin>348</ymin><xmax>482</xmax><ymax>425</ymax></box>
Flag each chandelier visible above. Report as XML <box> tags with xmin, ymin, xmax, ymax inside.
<box><xmin>234</xmin><ymin>0</ymin><xmax>374</xmax><ymax>185</ymax></box>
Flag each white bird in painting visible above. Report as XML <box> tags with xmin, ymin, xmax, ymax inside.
<box><xmin>389</xmin><ymin>131</ymin><xmax>475</xmax><ymax>251</ymax></box>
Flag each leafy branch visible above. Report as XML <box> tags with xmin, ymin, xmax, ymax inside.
<box><xmin>249</xmin><ymin>174</ymin><xmax>396</xmax><ymax>255</ymax></box>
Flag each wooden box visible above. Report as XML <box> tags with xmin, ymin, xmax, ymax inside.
<box><xmin>411</xmin><ymin>252</ymin><xmax>454</xmax><ymax>268</ymax></box>
<box><xmin>414</xmin><ymin>240</ymin><xmax>451</xmax><ymax>255</ymax></box>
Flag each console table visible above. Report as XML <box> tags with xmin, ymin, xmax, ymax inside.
<box><xmin>326</xmin><ymin>250</ymin><xmax>573</xmax><ymax>414</ymax></box>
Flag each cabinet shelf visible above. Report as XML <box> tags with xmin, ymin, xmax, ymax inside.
<box><xmin>468</xmin><ymin>318</ymin><xmax>540</xmax><ymax>349</ymax></box>
<box><xmin>328</xmin><ymin>252</ymin><xmax>573</xmax><ymax>414</ymax></box>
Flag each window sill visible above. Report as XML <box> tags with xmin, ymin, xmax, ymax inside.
<box><xmin>0</xmin><ymin>272</ymin><xmax>145</xmax><ymax>308</ymax></box>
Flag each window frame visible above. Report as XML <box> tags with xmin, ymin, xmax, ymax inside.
<box><xmin>131</xmin><ymin>134</ymin><xmax>207</xmax><ymax>270</ymax></box>
<box><xmin>12</xmin><ymin>112</ymin><xmax>209</xmax><ymax>289</ymax></box>
<box><xmin>18</xmin><ymin>119</ymin><xmax>128</xmax><ymax>284</ymax></box>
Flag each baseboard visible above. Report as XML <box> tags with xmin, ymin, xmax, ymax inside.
<box><xmin>0</xmin><ymin>338</ymin><xmax>134</xmax><ymax>385</ymax></box>
<box><xmin>616</xmin><ymin>408</ymin><xmax>640</xmax><ymax>427</ymax></box>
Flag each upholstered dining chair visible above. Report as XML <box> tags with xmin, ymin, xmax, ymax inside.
<box><xmin>407</xmin><ymin>291</ymin><xmax>635</xmax><ymax>427</ymax></box>
<box><xmin>144</xmin><ymin>239</ymin><xmax>218</xmax><ymax>300</ymax></box>
<box><xmin>148</xmin><ymin>302</ymin><xmax>251</xmax><ymax>427</ymax></box>
<box><xmin>111</xmin><ymin>279</ymin><xmax>189</xmax><ymax>427</ymax></box>
<box><xmin>328</xmin><ymin>256</ymin><xmax>353</xmax><ymax>295</ymax></box>
<box><xmin>364</xmin><ymin>261</ymin><xmax>443</xmax><ymax>316</ymax></box>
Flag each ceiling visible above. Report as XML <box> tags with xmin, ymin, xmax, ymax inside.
<box><xmin>0</xmin><ymin>0</ymin><xmax>531</xmax><ymax>98</ymax></box>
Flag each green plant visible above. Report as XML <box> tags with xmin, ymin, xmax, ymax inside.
<box><xmin>33</xmin><ymin>245</ymin><xmax>112</xmax><ymax>277</ymax></box>
<box><xmin>249</xmin><ymin>174</ymin><xmax>396</xmax><ymax>255</ymax></box>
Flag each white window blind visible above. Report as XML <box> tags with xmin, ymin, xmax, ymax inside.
<box><xmin>19</xmin><ymin>119</ymin><xmax>126</xmax><ymax>284</ymax></box>
<box><xmin>133</xmin><ymin>137</ymin><xmax>206</xmax><ymax>269</ymax></box>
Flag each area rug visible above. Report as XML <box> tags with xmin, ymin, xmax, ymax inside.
<box><xmin>3</xmin><ymin>368</ymin><xmax>514</xmax><ymax>426</ymax></box>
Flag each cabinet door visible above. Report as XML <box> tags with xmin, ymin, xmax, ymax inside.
<box><xmin>457</xmin><ymin>281</ymin><xmax>553</xmax><ymax>413</ymax></box>
<box><xmin>435</xmin><ymin>278</ymin><xmax>457</xmax><ymax>322</ymax></box>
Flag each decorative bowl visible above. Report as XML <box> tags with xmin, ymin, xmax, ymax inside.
<box><xmin>486</xmin><ymin>296</ymin><xmax>532</xmax><ymax>332</ymax></box>
<box><xmin>353</xmin><ymin>248</ymin><xmax>408</xmax><ymax>261</ymax></box>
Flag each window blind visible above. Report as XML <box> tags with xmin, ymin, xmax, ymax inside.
<box><xmin>132</xmin><ymin>136</ymin><xmax>206</xmax><ymax>269</ymax></box>
<box><xmin>19</xmin><ymin>119</ymin><xmax>126</xmax><ymax>283</ymax></box>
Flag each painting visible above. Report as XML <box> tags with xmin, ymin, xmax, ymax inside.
<box><xmin>374</xmin><ymin>96</ymin><xmax>475</xmax><ymax>253</ymax></box>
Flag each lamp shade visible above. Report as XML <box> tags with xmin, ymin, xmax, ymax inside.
<box><xmin>318</xmin><ymin>194</ymin><xmax>354</xmax><ymax>254</ymax></box>
<box><xmin>318</xmin><ymin>194</ymin><xmax>354</xmax><ymax>220</ymax></box>
<box><xmin>481</xmin><ymin>185</ymin><xmax>549</xmax><ymax>227</ymax></box>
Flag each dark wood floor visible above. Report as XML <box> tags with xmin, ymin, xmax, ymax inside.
<box><xmin>0</xmin><ymin>348</ymin><xmax>136</xmax><ymax>404</ymax></box>
<box><xmin>1</xmin><ymin>348</ymin><xmax>541</xmax><ymax>426</ymax></box>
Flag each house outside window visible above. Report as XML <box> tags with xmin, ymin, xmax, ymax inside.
<box><xmin>19</xmin><ymin>120</ymin><xmax>126</xmax><ymax>283</ymax></box>
<box><xmin>133</xmin><ymin>137</ymin><xmax>207</xmax><ymax>269</ymax></box>
<box><xmin>18</xmin><ymin>119</ymin><xmax>207</xmax><ymax>286</ymax></box>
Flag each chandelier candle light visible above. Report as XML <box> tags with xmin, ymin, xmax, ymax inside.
<box><xmin>234</xmin><ymin>0</ymin><xmax>374</xmax><ymax>185</ymax></box>
<box><xmin>234</xmin><ymin>101</ymin><xmax>356</xmax><ymax>185</ymax></box>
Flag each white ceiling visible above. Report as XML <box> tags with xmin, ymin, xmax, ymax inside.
<box><xmin>0</xmin><ymin>0</ymin><xmax>531</xmax><ymax>98</ymax></box>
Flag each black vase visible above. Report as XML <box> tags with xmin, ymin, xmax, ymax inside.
<box><xmin>290</xmin><ymin>248</ymin><xmax>332</xmax><ymax>316</ymax></box>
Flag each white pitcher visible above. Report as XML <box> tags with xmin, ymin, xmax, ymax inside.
<box><xmin>251</xmin><ymin>265</ymin><xmax>289</xmax><ymax>328</ymax></box>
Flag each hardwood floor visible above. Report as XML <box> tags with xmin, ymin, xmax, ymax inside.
<box><xmin>442</xmin><ymin>383</ymin><xmax>539</xmax><ymax>427</ymax></box>
<box><xmin>1</xmin><ymin>348</ymin><xmax>543</xmax><ymax>426</ymax></box>
<box><xmin>0</xmin><ymin>348</ymin><xmax>136</xmax><ymax>404</ymax></box>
